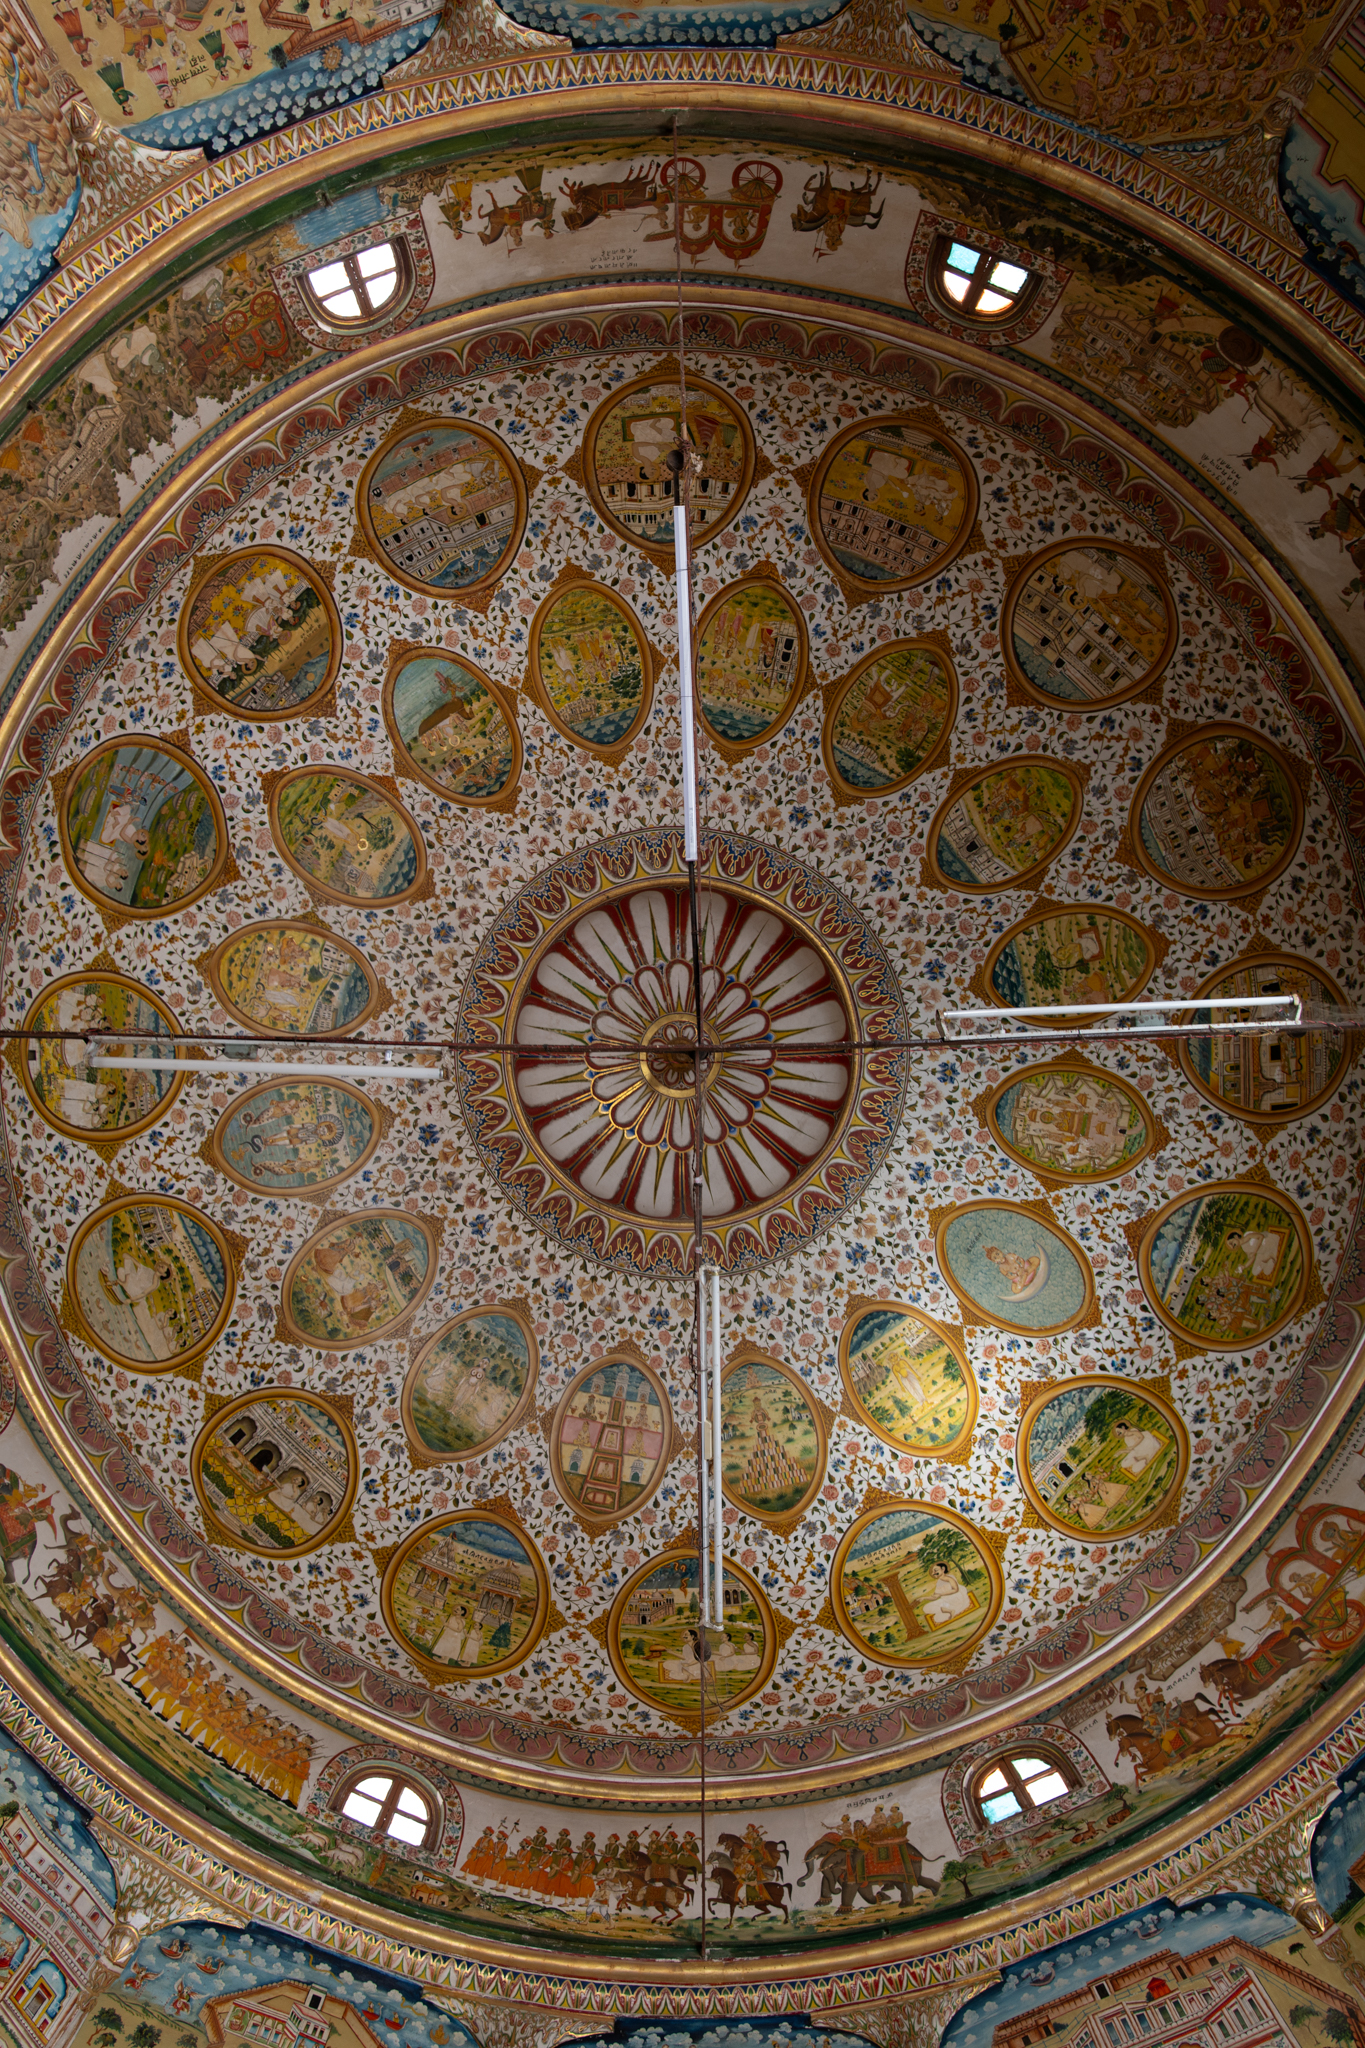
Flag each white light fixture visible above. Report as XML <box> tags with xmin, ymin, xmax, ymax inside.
<box><xmin>696</xmin><ymin>1264</ymin><xmax>724</xmax><ymax>1632</ymax></box>
<box><xmin>936</xmin><ymin>993</ymin><xmax>1302</xmax><ymax>1041</ymax></box>
<box><xmin>91</xmin><ymin>1054</ymin><xmax>438</xmax><ymax>1082</ymax></box>
<box><xmin>674</xmin><ymin>500</ymin><xmax>700</xmax><ymax>866</ymax></box>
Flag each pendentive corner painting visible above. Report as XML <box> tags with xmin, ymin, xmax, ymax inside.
<box><xmin>381</xmin><ymin>1509</ymin><xmax>550</xmax><ymax>1679</ymax></box>
<box><xmin>837</xmin><ymin>1303</ymin><xmax>977</xmax><ymax>1460</ymax></box>
<box><xmin>1002</xmin><ymin>539</ymin><xmax>1177</xmax><ymax>708</ymax></box>
<box><xmin>605</xmin><ymin>1551</ymin><xmax>777</xmax><ymax>1723</ymax></box>
<box><xmin>358</xmin><ymin>417</ymin><xmax>527</xmax><ymax>597</ymax></box>
<box><xmin>830</xmin><ymin>1502</ymin><xmax>1003</xmax><ymax>1670</ymax></box>
<box><xmin>1136</xmin><ymin>1179</ymin><xmax>1313</xmax><ymax>1352</ymax></box>
<box><xmin>581</xmin><ymin>371</ymin><xmax>757</xmax><ymax>560</ymax></box>
<box><xmin>58</xmin><ymin>737</ymin><xmax>229</xmax><ymax>918</ymax></box>
<box><xmin>402</xmin><ymin>1304</ymin><xmax>540</xmax><ymax>1466</ymax></box>
<box><xmin>1016</xmin><ymin>1375</ymin><xmax>1189</xmax><ymax>1539</ymax></box>
<box><xmin>383</xmin><ymin>645</ymin><xmax>522</xmax><ymax>809</ymax></box>
<box><xmin>66</xmin><ymin>1193</ymin><xmax>237</xmax><ymax>1374</ymax></box>
<box><xmin>280</xmin><ymin>1208</ymin><xmax>439</xmax><ymax>1351</ymax></box>
<box><xmin>548</xmin><ymin>1351</ymin><xmax>674</xmax><ymax>1527</ymax></box>
<box><xmin>177</xmin><ymin>546</ymin><xmax>342</xmax><ymax>721</ymax></box>
<box><xmin>821</xmin><ymin>639</ymin><xmax>957</xmax><ymax>802</ymax></box>
<box><xmin>717</xmin><ymin>1352</ymin><xmax>826</xmax><ymax>1528</ymax></box>
<box><xmin>193</xmin><ymin>1387</ymin><xmax>358</xmax><ymax>1556</ymax></box>
<box><xmin>269</xmin><ymin>765</ymin><xmax>429</xmax><ymax>906</ymax></box>
<box><xmin>809</xmin><ymin>415</ymin><xmax>979</xmax><ymax>594</ymax></box>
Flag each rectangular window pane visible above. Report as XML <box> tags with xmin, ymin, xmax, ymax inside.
<box><xmin>396</xmin><ymin>1786</ymin><xmax>428</xmax><ymax>1817</ymax></box>
<box><xmin>947</xmin><ymin>243</ymin><xmax>981</xmax><ymax>274</ymax></box>
<box><xmin>978</xmin><ymin>1769</ymin><xmax>1008</xmax><ymax>1794</ymax></box>
<box><xmin>386</xmin><ymin>1812</ymin><xmax>427</xmax><ymax>1846</ymax></box>
<box><xmin>309</xmin><ymin>261</ymin><xmax>350</xmax><ymax>294</ymax></box>
<box><xmin>981</xmin><ymin>1791</ymin><xmax>1021</xmax><ymax>1822</ymax></box>
<box><xmin>342</xmin><ymin>1793</ymin><xmax>382</xmax><ymax>1823</ymax></box>
<box><xmin>357</xmin><ymin>243</ymin><xmax>395</xmax><ymax>276</ymax></box>
<box><xmin>1027</xmin><ymin>1771</ymin><xmax>1070</xmax><ymax>1805</ymax></box>
<box><xmin>942</xmin><ymin>273</ymin><xmax>971</xmax><ymax>303</ymax></box>
<box><xmin>1013</xmin><ymin>1757</ymin><xmax>1051</xmax><ymax>1778</ymax></box>
<box><xmin>367</xmin><ymin>270</ymin><xmax>398</xmax><ymax>310</ymax></box>
<box><xmin>355</xmin><ymin>1776</ymin><xmax>393</xmax><ymax>1798</ymax></box>
<box><xmin>989</xmin><ymin>260</ymin><xmax>1029</xmax><ymax>293</ymax></box>
<box><xmin>976</xmin><ymin>288</ymin><xmax>1012</xmax><ymax>314</ymax></box>
<box><xmin>322</xmin><ymin>289</ymin><xmax>362</xmax><ymax>320</ymax></box>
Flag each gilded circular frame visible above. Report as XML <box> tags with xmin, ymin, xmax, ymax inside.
<box><xmin>934</xmin><ymin>1198</ymin><xmax>1098</xmax><ymax>1337</ymax></box>
<box><xmin>820</xmin><ymin>639</ymin><xmax>958</xmax><ymax>805</ymax></box>
<box><xmin>1015</xmin><ymin>1374</ymin><xmax>1189</xmax><ymax>1541</ymax></box>
<box><xmin>1126</xmin><ymin>722</ymin><xmax>1305</xmax><ymax>901</ymax></box>
<box><xmin>56</xmin><ymin>735</ymin><xmax>230</xmax><ymax>920</ymax></box>
<box><xmin>267</xmin><ymin>764</ymin><xmax>429</xmax><ymax>907</ymax></box>
<box><xmin>829</xmin><ymin>1501</ymin><xmax>1004</xmax><ymax>1670</ymax></box>
<box><xmin>978</xmin><ymin>903</ymin><xmax>1164</xmax><ymax>1024</ymax></box>
<box><xmin>548</xmin><ymin>1351</ymin><xmax>675</xmax><ymax>1529</ymax></box>
<box><xmin>579</xmin><ymin>370</ymin><xmax>758</xmax><ymax>564</ymax></box>
<box><xmin>18</xmin><ymin>970</ymin><xmax>187</xmax><ymax>1144</ymax></box>
<box><xmin>381</xmin><ymin>1509</ymin><xmax>551</xmax><ymax>1682</ymax></box>
<box><xmin>525</xmin><ymin>578</ymin><xmax>654</xmax><ymax>760</ymax></box>
<box><xmin>356</xmin><ymin>416</ymin><xmax>528</xmax><ymax>600</ymax></box>
<box><xmin>199</xmin><ymin>918</ymin><xmax>386</xmax><ymax>1039</ymax></box>
<box><xmin>176</xmin><ymin>544</ymin><xmax>343</xmax><ymax>723</ymax></box>
<box><xmin>208</xmin><ymin>1076</ymin><xmax>385</xmax><ymax>1198</ymax></box>
<box><xmin>976</xmin><ymin>1056</ymin><xmax>1166</xmax><ymax>1187</ymax></box>
<box><xmin>382</xmin><ymin>645</ymin><xmax>523</xmax><ymax>811</ymax></box>
<box><xmin>1175</xmin><ymin>952</ymin><xmax>1357</xmax><ymax>1126</ymax></box>
<box><xmin>923</xmin><ymin>756</ymin><xmax>1086</xmax><ymax>895</ymax></box>
<box><xmin>278</xmin><ymin>1207</ymin><xmax>440</xmax><ymax>1353</ymax></box>
<box><xmin>693</xmin><ymin>573</ymin><xmax>810</xmax><ymax>758</ymax></box>
<box><xmin>835</xmin><ymin>1303</ymin><xmax>977</xmax><ymax>1460</ymax></box>
<box><xmin>808</xmin><ymin>415</ymin><xmax>980</xmax><ymax>596</ymax></box>
<box><xmin>605</xmin><ymin>1549</ymin><xmax>778</xmax><ymax>1721</ymax></box>
<box><xmin>718</xmin><ymin>1350</ymin><xmax>826</xmax><ymax>1530</ymax></box>
<box><xmin>401</xmin><ymin>1302</ymin><xmax>541</xmax><ymax>1468</ymax></box>
<box><xmin>1135</xmin><ymin>1178</ymin><xmax>1314</xmax><ymax>1353</ymax></box>
<box><xmin>65</xmin><ymin>1193</ymin><xmax>237</xmax><ymax>1375</ymax></box>
<box><xmin>192</xmin><ymin>1385</ymin><xmax>359</xmax><ymax>1558</ymax></box>
<box><xmin>1001</xmin><ymin>538</ymin><xmax>1178</xmax><ymax>710</ymax></box>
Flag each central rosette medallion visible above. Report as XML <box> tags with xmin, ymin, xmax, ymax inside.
<box><xmin>457</xmin><ymin>832</ymin><xmax>908</xmax><ymax>1272</ymax></box>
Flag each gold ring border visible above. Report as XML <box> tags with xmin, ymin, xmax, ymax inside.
<box><xmin>177</xmin><ymin>544</ymin><xmax>344</xmax><ymax>724</ymax></box>
<box><xmin>355</xmin><ymin>415</ymin><xmax>528</xmax><ymax>601</ymax></box>
<box><xmin>976</xmin><ymin>1054</ymin><xmax>1165</xmax><ymax>1188</ymax></box>
<box><xmin>1126</xmin><ymin>722</ymin><xmax>1306</xmax><ymax>902</ymax></box>
<box><xmin>820</xmin><ymin>637</ymin><xmax>958</xmax><ymax>804</ymax></box>
<box><xmin>604</xmin><ymin>1548</ymin><xmax>778</xmax><ymax>1721</ymax></box>
<box><xmin>525</xmin><ymin>578</ymin><xmax>656</xmax><ymax>760</ymax></box>
<box><xmin>268</xmin><ymin>763</ymin><xmax>430</xmax><ymax>908</ymax></box>
<box><xmin>718</xmin><ymin>1349</ymin><xmax>828</xmax><ymax>1531</ymax></box>
<box><xmin>1014</xmin><ymin>1372</ymin><xmax>1190</xmax><ymax>1542</ymax></box>
<box><xmin>579</xmin><ymin>368</ymin><xmax>758</xmax><ymax>565</ymax></box>
<box><xmin>934</xmin><ymin>1198</ymin><xmax>1098</xmax><ymax>1338</ymax></box>
<box><xmin>1175</xmin><ymin>950</ymin><xmax>1359</xmax><ymax>1127</ymax></box>
<box><xmin>380</xmin><ymin>1507</ymin><xmax>551</xmax><ymax>1682</ymax></box>
<box><xmin>999</xmin><ymin>536</ymin><xmax>1180</xmax><ymax>710</ymax></box>
<box><xmin>836</xmin><ymin>1302</ymin><xmax>978</xmax><ymax>1462</ymax></box>
<box><xmin>807</xmin><ymin>413</ymin><xmax>980</xmax><ymax>596</ymax></box>
<box><xmin>191</xmin><ymin>1384</ymin><xmax>360</xmax><ymax>1560</ymax></box>
<box><xmin>401</xmin><ymin>1302</ymin><xmax>541</xmax><ymax>1469</ymax></box>
<box><xmin>693</xmin><ymin>572</ymin><xmax>810</xmax><ymax>760</ymax></box>
<box><xmin>17</xmin><ymin>969</ymin><xmax>187</xmax><ymax>1146</ymax></box>
<box><xmin>381</xmin><ymin>642</ymin><xmax>525</xmax><ymax>811</ymax></box>
<box><xmin>1136</xmin><ymin>1177</ymin><xmax>1314</xmax><ymax>1353</ymax></box>
<box><xmin>923</xmin><ymin>754</ymin><xmax>1086</xmax><ymax>895</ymax></box>
<box><xmin>207</xmin><ymin>1074</ymin><xmax>384</xmax><ymax>1198</ymax></box>
<box><xmin>55</xmin><ymin>735</ymin><xmax>230</xmax><ymax>923</ymax></box>
<box><xmin>65</xmin><ymin>1192</ymin><xmax>237</xmax><ymax>1376</ymax></box>
<box><xmin>828</xmin><ymin>1500</ymin><xmax>1004</xmax><ymax>1671</ymax></box>
<box><xmin>978</xmin><ymin>901</ymin><xmax>1163</xmax><ymax>1023</ymax></box>
<box><xmin>277</xmin><ymin>1206</ymin><xmax>440</xmax><ymax>1354</ymax></box>
<box><xmin>201</xmin><ymin>916</ymin><xmax>385</xmax><ymax>1041</ymax></box>
<box><xmin>547</xmin><ymin>1351</ymin><xmax>676</xmax><ymax>1531</ymax></box>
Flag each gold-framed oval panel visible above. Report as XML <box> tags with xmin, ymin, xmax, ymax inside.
<box><xmin>979</xmin><ymin>903</ymin><xmax>1164</xmax><ymax>1021</ymax></box>
<box><xmin>357</xmin><ymin>416</ymin><xmax>527</xmax><ymax>599</ymax></box>
<box><xmin>526</xmin><ymin>578</ymin><xmax>653</xmax><ymax>759</ymax></box>
<box><xmin>925</xmin><ymin>756</ymin><xmax>1085</xmax><ymax>894</ymax></box>
<box><xmin>382</xmin><ymin>644</ymin><xmax>522</xmax><ymax>810</ymax></box>
<box><xmin>19</xmin><ymin>970</ymin><xmax>186</xmax><ymax>1146</ymax></box>
<box><xmin>809</xmin><ymin>415</ymin><xmax>979</xmax><ymax>596</ymax></box>
<box><xmin>177</xmin><ymin>545</ymin><xmax>342</xmax><ymax>722</ymax></box>
<box><xmin>57</xmin><ymin>735</ymin><xmax>230</xmax><ymax>920</ymax></box>
<box><xmin>1127</xmin><ymin>723</ymin><xmax>1305</xmax><ymax>901</ymax></box>
<box><xmin>718</xmin><ymin>1351</ymin><xmax>826</xmax><ymax>1530</ymax></box>
<box><xmin>1136</xmin><ymin>1178</ymin><xmax>1313</xmax><ymax>1353</ymax></box>
<box><xmin>66</xmin><ymin>1193</ymin><xmax>236</xmax><ymax>1375</ymax></box>
<box><xmin>1176</xmin><ymin>952</ymin><xmax>1357</xmax><ymax>1126</ymax></box>
<box><xmin>548</xmin><ymin>1350</ymin><xmax>674</xmax><ymax>1529</ymax></box>
<box><xmin>403</xmin><ymin>1303</ymin><xmax>540</xmax><ymax>1467</ymax></box>
<box><xmin>382</xmin><ymin>1509</ymin><xmax>550</xmax><ymax>1681</ymax></box>
<box><xmin>978</xmin><ymin>1056</ymin><xmax>1165</xmax><ymax>1187</ymax></box>
<box><xmin>836</xmin><ymin>1303</ymin><xmax>977</xmax><ymax>1460</ymax></box>
<box><xmin>192</xmin><ymin>1386</ymin><xmax>358</xmax><ymax>1557</ymax></box>
<box><xmin>821</xmin><ymin>639</ymin><xmax>957</xmax><ymax>803</ymax></box>
<box><xmin>606</xmin><ymin>1551</ymin><xmax>777</xmax><ymax>1723</ymax></box>
<box><xmin>1002</xmin><ymin>538</ymin><xmax>1178</xmax><ymax>709</ymax></box>
<box><xmin>830</xmin><ymin>1501</ymin><xmax>1003</xmax><ymax>1670</ymax></box>
<box><xmin>200</xmin><ymin>919</ymin><xmax>384</xmax><ymax>1038</ymax></box>
<box><xmin>580</xmin><ymin>371</ymin><xmax>757</xmax><ymax>562</ymax></box>
<box><xmin>280</xmin><ymin>1207</ymin><xmax>439</xmax><ymax>1353</ymax></box>
<box><xmin>209</xmin><ymin>1077</ymin><xmax>384</xmax><ymax>1198</ymax></box>
<box><xmin>1016</xmin><ymin>1374</ymin><xmax>1188</xmax><ymax>1541</ymax></box>
<box><xmin>694</xmin><ymin>573</ymin><xmax>809</xmax><ymax>757</ymax></box>
<box><xmin>268</xmin><ymin>764</ymin><xmax>428</xmax><ymax>907</ymax></box>
<box><xmin>934</xmin><ymin>1198</ymin><xmax>1097</xmax><ymax>1337</ymax></box>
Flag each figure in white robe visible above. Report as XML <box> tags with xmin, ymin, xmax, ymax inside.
<box><xmin>1116</xmin><ymin>1422</ymin><xmax>1164</xmax><ymax>1478</ymax></box>
<box><xmin>918</xmin><ymin>1562</ymin><xmax>973</xmax><ymax>1630</ymax></box>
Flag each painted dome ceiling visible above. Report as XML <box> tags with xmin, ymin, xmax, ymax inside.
<box><xmin>1</xmin><ymin>0</ymin><xmax>1365</xmax><ymax>2019</ymax></box>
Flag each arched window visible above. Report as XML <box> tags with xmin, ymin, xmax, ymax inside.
<box><xmin>971</xmin><ymin>1749</ymin><xmax>1075</xmax><ymax>1826</ymax></box>
<box><xmin>303</xmin><ymin>241</ymin><xmax>413</xmax><ymax>330</ymax></box>
<box><xmin>932</xmin><ymin>236</ymin><xmax>1035</xmax><ymax>322</ymax></box>
<box><xmin>333</xmin><ymin>1770</ymin><xmax>437</xmax><ymax>1849</ymax></box>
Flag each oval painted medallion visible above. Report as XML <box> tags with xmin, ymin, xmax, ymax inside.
<box><xmin>59</xmin><ymin>738</ymin><xmax>228</xmax><ymax>917</ymax></box>
<box><xmin>210</xmin><ymin>1079</ymin><xmax>383</xmax><ymax>1197</ymax></box>
<box><xmin>1129</xmin><ymin>724</ymin><xmax>1304</xmax><ymax>899</ymax></box>
<box><xmin>979</xmin><ymin>1059</ymin><xmax>1163</xmax><ymax>1184</ymax></box>
<box><xmin>402</xmin><ymin>1306</ymin><xmax>539</xmax><ymax>1465</ymax></box>
<box><xmin>280</xmin><ymin>1208</ymin><xmax>438</xmax><ymax>1351</ymax></box>
<box><xmin>383</xmin><ymin>1512</ymin><xmax>549</xmax><ymax>1678</ymax></box>
<box><xmin>718</xmin><ymin>1355</ymin><xmax>826</xmax><ymax>1527</ymax></box>
<box><xmin>193</xmin><ymin>1388</ymin><xmax>357</xmax><ymax>1556</ymax></box>
<box><xmin>550</xmin><ymin>1354</ymin><xmax>673</xmax><ymax>1526</ymax></box>
<box><xmin>935</xmin><ymin>1200</ymin><xmax>1096</xmax><ymax>1335</ymax></box>
<box><xmin>1137</xmin><ymin>1180</ymin><xmax>1312</xmax><ymax>1351</ymax></box>
<box><xmin>822</xmin><ymin>641</ymin><xmax>957</xmax><ymax>800</ymax></box>
<box><xmin>20</xmin><ymin>971</ymin><xmax>184</xmax><ymax>1143</ymax></box>
<box><xmin>1003</xmin><ymin>540</ymin><xmax>1177</xmax><ymax>707</ymax></box>
<box><xmin>178</xmin><ymin>546</ymin><xmax>341</xmax><ymax>720</ymax></box>
<box><xmin>1177</xmin><ymin>953</ymin><xmax>1355</xmax><ymax>1124</ymax></box>
<box><xmin>837</xmin><ymin>1304</ymin><xmax>977</xmax><ymax>1459</ymax></box>
<box><xmin>982</xmin><ymin>905</ymin><xmax>1163</xmax><ymax>1017</ymax></box>
<box><xmin>269</xmin><ymin>766</ymin><xmax>427</xmax><ymax>905</ymax></box>
<box><xmin>357</xmin><ymin>419</ymin><xmax>526</xmax><ymax>596</ymax></box>
<box><xmin>383</xmin><ymin>649</ymin><xmax>521</xmax><ymax>808</ymax></box>
<box><xmin>695</xmin><ymin>575</ymin><xmax>807</xmax><ymax>754</ymax></box>
<box><xmin>582</xmin><ymin>372</ymin><xmax>756</xmax><ymax>557</ymax></box>
<box><xmin>606</xmin><ymin>1553</ymin><xmax>776</xmax><ymax>1720</ymax></box>
<box><xmin>926</xmin><ymin>757</ymin><xmax>1084</xmax><ymax>892</ymax></box>
<box><xmin>68</xmin><ymin>1194</ymin><xmax>235</xmax><ymax>1374</ymax></box>
<box><xmin>527</xmin><ymin>580</ymin><xmax>652</xmax><ymax>756</ymax></box>
<box><xmin>830</xmin><ymin>1504</ymin><xmax>1003</xmax><ymax>1669</ymax></box>
<box><xmin>811</xmin><ymin>418</ymin><xmax>977</xmax><ymax>593</ymax></box>
<box><xmin>1016</xmin><ymin>1375</ymin><xmax>1188</xmax><ymax>1540</ymax></box>
<box><xmin>201</xmin><ymin>920</ymin><xmax>383</xmax><ymax>1037</ymax></box>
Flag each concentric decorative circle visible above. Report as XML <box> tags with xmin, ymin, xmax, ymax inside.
<box><xmin>456</xmin><ymin>832</ymin><xmax>908</xmax><ymax>1273</ymax></box>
